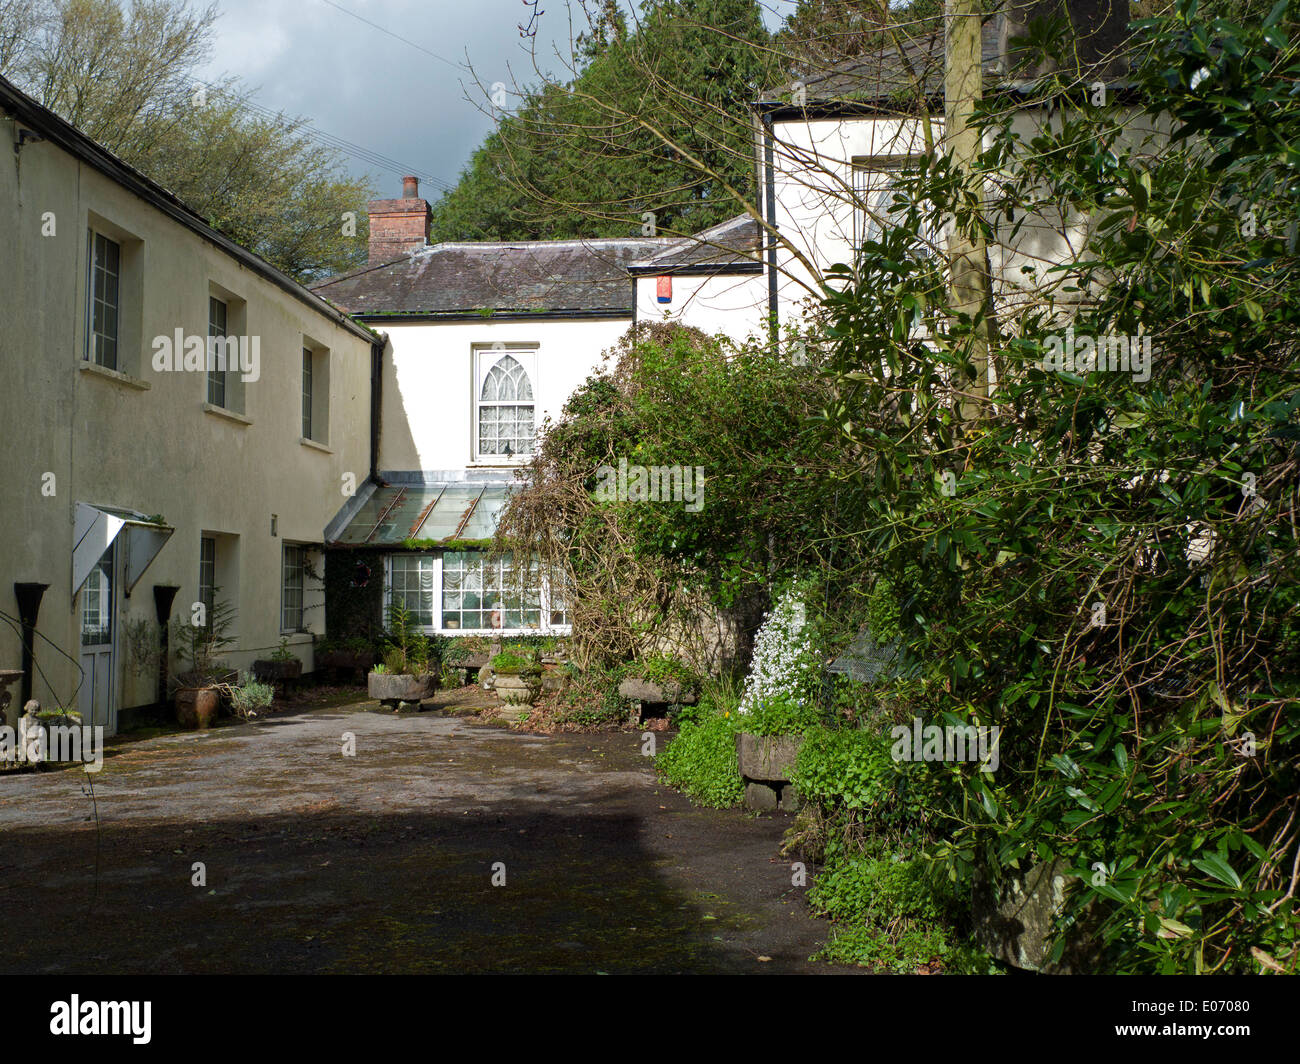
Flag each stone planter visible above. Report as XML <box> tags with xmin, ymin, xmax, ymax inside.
<box><xmin>252</xmin><ymin>659</ymin><xmax>302</xmax><ymax>683</ymax></box>
<box><xmin>176</xmin><ymin>687</ymin><xmax>220</xmax><ymax>730</ymax></box>
<box><xmin>493</xmin><ymin>672</ymin><xmax>540</xmax><ymax>706</ymax></box>
<box><xmin>617</xmin><ymin>677</ymin><xmax>697</xmax><ymax>705</ymax></box>
<box><xmin>735</xmin><ymin>732</ymin><xmax>803</xmax><ymax>812</ymax></box>
<box><xmin>618</xmin><ymin>676</ymin><xmax>697</xmax><ymax>725</ymax></box>
<box><xmin>972</xmin><ymin>858</ymin><xmax>1102</xmax><ymax>974</ymax></box>
<box><xmin>367</xmin><ymin>672</ymin><xmax>438</xmax><ymax>708</ymax></box>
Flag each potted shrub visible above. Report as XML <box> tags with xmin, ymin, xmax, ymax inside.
<box><xmin>253</xmin><ymin>638</ymin><xmax>303</xmax><ymax>684</ymax></box>
<box><xmin>318</xmin><ymin>636</ymin><xmax>376</xmax><ymax>672</ymax></box>
<box><xmin>367</xmin><ymin>601</ymin><xmax>439</xmax><ymax>709</ymax></box>
<box><xmin>218</xmin><ymin>671</ymin><xmax>275</xmax><ymax>722</ymax></box>
<box><xmin>489</xmin><ymin>649</ymin><xmax>542</xmax><ymax>708</ymax></box>
<box><xmin>171</xmin><ymin>597</ymin><xmax>237</xmax><ymax>730</ymax></box>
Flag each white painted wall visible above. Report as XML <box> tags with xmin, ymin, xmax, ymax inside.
<box><xmin>0</xmin><ymin>114</ymin><xmax>374</xmax><ymax>732</ymax></box>
<box><xmin>769</xmin><ymin>114</ymin><xmax>937</xmax><ymax>325</ymax></box>
<box><xmin>633</xmin><ymin>272</ymin><xmax>769</xmax><ymax>345</ymax></box>
<box><xmin>377</xmin><ymin>317</ymin><xmax>634</xmax><ymax>472</ymax></box>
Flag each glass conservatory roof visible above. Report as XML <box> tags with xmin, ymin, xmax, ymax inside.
<box><xmin>330</xmin><ymin>481</ymin><xmax>514</xmax><ymax>546</ymax></box>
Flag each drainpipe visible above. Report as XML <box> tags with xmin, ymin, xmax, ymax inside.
<box><xmin>369</xmin><ymin>334</ymin><xmax>386</xmax><ymax>483</ymax></box>
<box><xmin>13</xmin><ymin>582</ymin><xmax>48</xmax><ymax>708</ymax></box>
<box><xmin>762</xmin><ymin>110</ymin><xmax>779</xmax><ymax>346</ymax></box>
<box><xmin>153</xmin><ymin>584</ymin><xmax>180</xmax><ymax>708</ymax></box>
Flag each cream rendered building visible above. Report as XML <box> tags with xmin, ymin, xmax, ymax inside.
<box><xmin>0</xmin><ymin>75</ymin><xmax>379</xmax><ymax>735</ymax></box>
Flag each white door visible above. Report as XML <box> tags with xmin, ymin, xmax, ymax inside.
<box><xmin>78</xmin><ymin>546</ymin><xmax>117</xmax><ymax>732</ymax></box>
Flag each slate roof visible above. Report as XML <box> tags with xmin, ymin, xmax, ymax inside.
<box><xmin>311</xmin><ymin>237</ymin><xmax>675</xmax><ymax>318</ymax></box>
<box><xmin>760</xmin><ymin>18</ymin><xmax>1002</xmax><ymax>110</ymax></box>
<box><xmin>627</xmin><ymin>214</ymin><xmax>764</xmax><ymax>274</ymax></box>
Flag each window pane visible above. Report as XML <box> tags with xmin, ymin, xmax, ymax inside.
<box><xmin>199</xmin><ymin>536</ymin><xmax>216</xmax><ymax>629</ymax></box>
<box><xmin>387</xmin><ymin>555</ymin><xmax>434</xmax><ymax>627</ymax></box>
<box><xmin>87</xmin><ymin>230</ymin><xmax>121</xmax><ymax>370</ymax></box>
<box><xmin>282</xmin><ymin>545</ymin><xmax>305</xmax><ymax>631</ymax></box>
<box><xmin>302</xmin><ymin>349</ymin><xmax>313</xmax><ymax>439</ymax></box>
<box><xmin>208</xmin><ymin>298</ymin><xmax>227</xmax><ymax>406</ymax></box>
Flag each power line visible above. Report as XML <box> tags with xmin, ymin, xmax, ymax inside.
<box><xmin>315</xmin><ymin>0</ymin><xmax>465</xmax><ymax>73</ymax></box>
<box><xmin>195</xmin><ymin>79</ymin><xmax>454</xmax><ymax>195</ymax></box>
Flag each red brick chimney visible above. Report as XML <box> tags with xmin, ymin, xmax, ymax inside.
<box><xmin>367</xmin><ymin>176</ymin><xmax>430</xmax><ymax>264</ymax></box>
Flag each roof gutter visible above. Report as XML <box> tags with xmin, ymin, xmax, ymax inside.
<box><xmin>350</xmin><ymin>308</ymin><xmax>634</xmax><ymax>324</ymax></box>
<box><xmin>626</xmin><ymin>261</ymin><xmax>763</xmax><ymax>278</ymax></box>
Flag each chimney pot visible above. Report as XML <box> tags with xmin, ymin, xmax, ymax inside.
<box><xmin>366</xmin><ymin>179</ymin><xmax>432</xmax><ymax>264</ymax></box>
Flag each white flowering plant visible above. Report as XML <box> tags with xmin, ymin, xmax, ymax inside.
<box><xmin>738</xmin><ymin>586</ymin><xmax>823</xmax><ymax>717</ymax></box>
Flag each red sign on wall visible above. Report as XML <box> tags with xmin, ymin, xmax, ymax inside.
<box><xmin>656</xmin><ymin>275</ymin><xmax>672</xmax><ymax>304</ymax></box>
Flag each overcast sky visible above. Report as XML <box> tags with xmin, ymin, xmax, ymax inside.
<box><xmin>196</xmin><ymin>0</ymin><xmax>790</xmax><ymax>203</ymax></box>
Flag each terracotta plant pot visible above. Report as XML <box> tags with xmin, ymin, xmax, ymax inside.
<box><xmin>176</xmin><ymin>687</ymin><xmax>220</xmax><ymax>730</ymax></box>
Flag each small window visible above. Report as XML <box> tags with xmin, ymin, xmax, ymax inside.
<box><xmin>207</xmin><ymin>297</ymin><xmax>228</xmax><ymax>407</ymax></box>
<box><xmin>301</xmin><ymin>349</ymin><xmax>313</xmax><ymax>440</ymax></box>
<box><xmin>852</xmin><ymin>155</ymin><xmax>927</xmax><ymax>253</ymax></box>
<box><xmin>199</xmin><ymin>536</ymin><xmax>216</xmax><ymax>627</ymax></box>
<box><xmin>386</xmin><ymin>555</ymin><xmax>435</xmax><ymax>628</ymax></box>
<box><xmin>282</xmin><ymin>545</ymin><xmax>305</xmax><ymax>631</ymax></box>
<box><xmin>475</xmin><ymin>347</ymin><xmax>536</xmax><ymax>461</ymax></box>
<box><xmin>80</xmin><ymin>555</ymin><xmax>114</xmax><ymax>646</ymax></box>
<box><xmin>86</xmin><ymin>229</ymin><xmax>121</xmax><ymax>369</ymax></box>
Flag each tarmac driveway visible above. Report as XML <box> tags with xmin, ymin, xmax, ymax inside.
<box><xmin>0</xmin><ymin>701</ymin><xmax>854</xmax><ymax>974</ymax></box>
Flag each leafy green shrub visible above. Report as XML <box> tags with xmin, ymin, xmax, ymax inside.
<box><xmin>792</xmin><ymin>726</ymin><xmax>896</xmax><ymax>811</ymax></box>
<box><xmin>813</xmin><ymin>921</ymin><xmax>995</xmax><ymax>974</ymax></box>
<box><xmin>228</xmin><ymin>672</ymin><xmax>274</xmax><ymax>719</ymax></box>
<box><xmin>809</xmin><ymin>848</ymin><xmax>946</xmax><ymax>925</ymax></box>
<box><xmin>555</xmin><ymin>664</ymin><xmax>627</xmax><ymax>727</ymax></box>
<box><xmin>738</xmin><ymin>692</ymin><xmax>825</xmax><ymax>736</ymax></box>
<box><xmin>656</xmin><ymin>711</ymin><xmax>743</xmax><ymax>808</ymax></box>
<box><xmin>379</xmin><ymin>600</ymin><xmax>436</xmax><ymax>674</ymax></box>
<box><xmin>806</xmin><ymin>849</ymin><xmax>992</xmax><ymax>972</ymax></box>
<box><xmin>631</xmin><ymin>652</ymin><xmax>699</xmax><ymax>691</ymax></box>
<box><xmin>490</xmin><ymin>651</ymin><xmax>541</xmax><ymax>676</ymax></box>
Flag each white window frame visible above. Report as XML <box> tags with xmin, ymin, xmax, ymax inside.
<box><xmin>85</xmin><ymin>228</ymin><xmax>121</xmax><ymax>369</ymax></box>
<box><xmin>851</xmin><ymin>154</ymin><xmax>925</xmax><ymax>254</ymax></box>
<box><xmin>281</xmin><ymin>544</ymin><xmax>306</xmax><ymax>632</ymax></box>
<box><xmin>472</xmin><ymin>343</ymin><xmax>538</xmax><ymax>464</ymax></box>
<box><xmin>207</xmin><ymin>296</ymin><xmax>228</xmax><ymax>408</ymax></box>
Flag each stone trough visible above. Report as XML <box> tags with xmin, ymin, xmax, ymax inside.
<box><xmin>735</xmin><ymin>732</ymin><xmax>802</xmax><ymax>812</ymax></box>
<box><xmin>617</xmin><ymin>677</ymin><xmax>696</xmax><ymax>724</ymax></box>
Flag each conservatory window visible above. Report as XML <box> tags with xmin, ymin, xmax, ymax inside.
<box><xmin>441</xmin><ymin>552</ymin><xmax>541</xmax><ymax>631</ymax></box>
<box><xmin>386</xmin><ymin>555</ymin><xmax>435</xmax><ymax>628</ymax></box>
